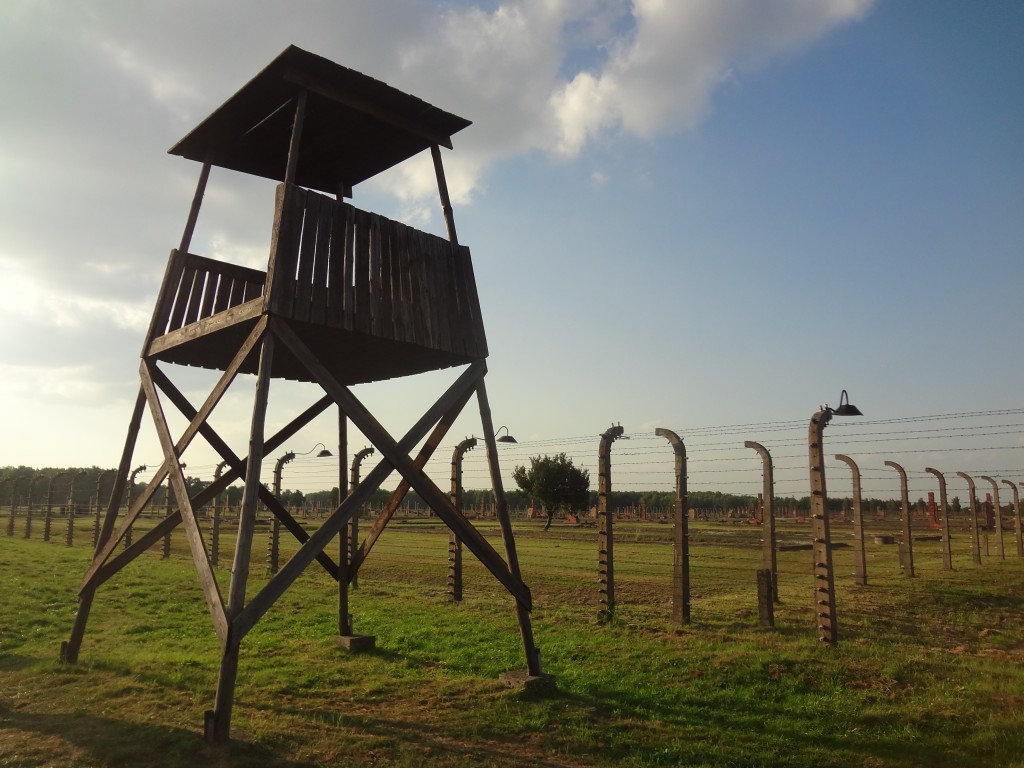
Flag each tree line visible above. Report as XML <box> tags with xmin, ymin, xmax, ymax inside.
<box><xmin>0</xmin><ymin>465</ymin><xmax>997</xmax><ymax>520</ymax></box>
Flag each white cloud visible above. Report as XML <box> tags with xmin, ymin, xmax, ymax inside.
<box><xmin>0</xmin><ymin>257</ymin><xmax>149</xmax><ymax>331</ymax></box>
<box><xmin>551</xmin><ymin>0</ymin><xmax>874</xmax><ymax>157</ymax></box>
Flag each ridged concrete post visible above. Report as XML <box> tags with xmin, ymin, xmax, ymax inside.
<box><xmin>598</xmin><ymin>425</ymin><xmax>624</xmax><ymax>623</ymax></box>
<box><xmin>449</xmin><ymin>438</ymin><xmax>476</xmax><ymax>602</ymax></box>
<box><xmin>809</xmin><ymin>409</ymin><xmax>837</xmax><ymax>644</ymax></box>
<box><xmin>348</xmin><ymin>447</ymin><xmax>374</xmax><ymax>594</ymax></box>
<box><xmin>124</xmin><ymin>464</ymin><xmax>147</xmax><ymax>550</ymax></box>
<box><xmin>211</xmin><ymin>461</ymin><xmax>226</xmax><ymax>566</ymax></box>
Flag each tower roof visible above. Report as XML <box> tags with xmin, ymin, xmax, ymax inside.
<box><xmin>168</xmin><ymin>45</ymin><xmax>471</xmax><ymax>194</ymax></box>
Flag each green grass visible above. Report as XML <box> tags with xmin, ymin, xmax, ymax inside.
<box><xmin>1</xmin><ymin>517</ymin><xmax>1022</xmax><ymax>767</ymax></box>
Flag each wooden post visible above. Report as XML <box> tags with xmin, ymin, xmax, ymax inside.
<box><xmin>475</xmin><ymin>378</ymin><xmax>544</xmax><ymax>678</ymax></box>
<box><xmin>925</xmin><ymin>468</ymin><xmax>953</xmax><ymax>570</ymax></box>
<box><xmin>43</xmin><ymin>472</ymin><xmax>67</xmax><ymax>543</ymax></box>
<box><xmin>957</xmin><ymin>472</ymin><xmax>982</xmax><ymax>565</ymax></box>
<box><xmin>212</xmin><ymin>331</ymin><xmax>274</xmax><ymax>743</ymax></box>
<box><xmin>449</xmin><ymin>438</ymin><xmax>477</xmax><ymax>602</ymax></box>
<box><xmin>6</xmin><ymin>475</ymin><xmax>21</xmax><ymax>537</ymax></box>
<box><xmin>980</xmin><ymin>476</ymin><xmax>1005</xmax><ymax>560</ymax></box>
<box><xmin>745</xmin><ymin>441</ymin><xmax>778</xmax><ymax>602</ymax></box>
<box><xmin>757</xmin><ymin>568</ymin><xmax>775</xmax><ymax>628</ymax></box>
<box><xmin>431</xmin><ymin>144</ymin><xmax>458</xmax><ymax>246</ymax></box>
<box><xmin>91</xmin><ymin>470</ymin><xmax>115</xmax><ymax>550</ymax></box>
<box><xmin>808</xmin><ymin>409</ymin><xmax>838</xmax><ymax>645</ymax></box>
<box><xmin>885</xmin><ymin>461</ymin><xmax>914</xmax><ymax>577</ymax></box>
<box><xmin>1002</xmin><ymin>480</ymin><xmax>1023</xmax><ymax>558</ymax></box>
<box><xmin>657</xmin><ymin>429</ymin><xmax>690</xmax><ymax>624</ymax></box>
<box><xmin>337</xmin><ymin>408</ymin><xmax>349</xmax><ymax>634</ymax></box>
<box><xmin>283</xmin><ymin>90</ymin><xmax>307</xmax><ymax>187</ymax></box>
<box><xmin>212</xmin><ymin>461</ymin><xmax>226</xmax><ymax>566</ymax></box>
<box><xmin>66</xmin><ymin>471</ymin><xmax>86</xmax><ymax>547</ymax></box>
<box><xmin>598</xmin><ymin>425</ymin><xmax>624</xmax><ymax>623</ymax></box>
<box><xmin>25</xmin><ymin>474</ymin><xmax>45</xmax><ymax>539</ymax></box>
<box><xmin>836</xmin><ymin>454</ymin><xmax>868</xmax><ymax>585</ymax></box>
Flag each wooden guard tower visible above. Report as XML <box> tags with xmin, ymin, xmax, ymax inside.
<box><xmin>63</xmin><ymin>45</ymin><xmax>542</xmax><ymax>742</ymax></box>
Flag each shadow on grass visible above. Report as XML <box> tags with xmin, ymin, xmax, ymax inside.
<box><xmin>0</xmin><ymin>704</ymin><xmax>316</xmax><ymax>768</ymax></box>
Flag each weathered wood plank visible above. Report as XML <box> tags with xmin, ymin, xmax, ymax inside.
<box><xmin>326</xmin><ymin>201</ymin><xmax>346</xmax><ymax>328</ymax></box>
<box><xmin>392</xmin><ymin>223</ymin><xmax>411</xmax><ymax>344</ymax></box>
<box><xmin>168</xmin><ymin>263</ymin><xmax>198</xmax><ymax>331</ymax></box>
<box><xmin>199</xmin><ymin>272</ymin><xmax>218</xmax><ymax>320</ymax></box>
<box><xmin>368</xmin><ymin>213</ymin><xmax>382</xmax><ymax>337</ymax></box>
<box><xmin>182</xmin><ymin>267</ymin><xmax>208</xmax><ymax>326</ymax></box>
<box><xmin>141</xmin><ymin>361</ymin><xmax>230</xmax><ymax>650</ymax></box>
<box><xmin>212</xmin><ymin>274</ymin><xmax>232</xmax><ymax>313</ymax></box>
<box><xmin>293</xmin><ymin>191</ymin><xmax>322</xmax><ymax>323</ymax></box>
<box><xmin>378</xmin><ymin>217</ymin><xmax>395</xmax><ymax>341</ymax></box>
<box><xmin>340</xmin><ymin>202</ymin><xmax>355</xmax><ymax>331</ymax></box>
<box><xmin>354</xmin><ymin>209</ymin><xmax>371</xmax><ymax>334</ymax></box>
<box><xmin>310</xmin><ymin>194</ymin><xmax>333</xmax><ymax>326</ymax></box>
<box><xmin>146</xmin><ymin>298</ymin><xmax>264</xmax><ymax>357</ymax></box>
<box><xmin>411</xmin><ymin>233</ymin><xmax>431</xmax><ymax>347</ymax></box>
<box><xmin>144</xmin><ymin>249</ymin><xmax>188</xmax><ymax>347</ymax></box>
<box><xmin>266</xmin><ymin>183</ymin><xmax>306</xmax><ymax>316</ymax></box>
<box><xmin>460</xmin><ymin>244</ymin><xmax>487</xmax><ymax>357</ymax></box>
<box><xmin>451</xmin><ymin>244</ymin><xmax>472</xmax><ymax>356</ymax></box>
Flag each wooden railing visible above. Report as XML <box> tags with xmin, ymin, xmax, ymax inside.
<box><xmin>148</xmin><ymin>184</ymin><xmax>488</xmax><ymax>362</ymax></box>
<box><xmin>268</xmin><ymin>184</ymin><xmax>488</xmax><ymax>358</ymax></box>
<box><xmin>153</xmin><ymin>251</ymin><xmax>266</xmax><ymax>337</ymax></box>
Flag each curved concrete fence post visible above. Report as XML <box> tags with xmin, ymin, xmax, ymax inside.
<box><xmin>835</xmin><ymin>454</ymin><xmax>867</xmax><ymax>585</ymax></box>
<box><xmin>884</xmin><ymin>461</ymin><xmax>913</xmax><ymax>577</ymax></box>
<box><xmin>745</xmin><ymin>441</ymin><xmax>778</xmax><ymax>602</ymax></box>
<box><xmin>658</xmin><ymin>428</ymin><xmax>690</xmax><ymax>624</ymax></box>
<box><xmin>924</xmin><ymin>468</ymin><xmax>953</xmax><ymax>570</ymax></box>
<box><xmin>956</xmin><ymin>472</ymin><xmax>982</xmax><ymax>565</ymax></box>
<box><xmin>1001</xmin><ymin>480</ymin><xmax>1023</xmax><ymax>558</ymax></box>
<box><xmin>980</xmin><ymin>476</ymin><xmax>1005</xmax><ymax>560</ymax></box>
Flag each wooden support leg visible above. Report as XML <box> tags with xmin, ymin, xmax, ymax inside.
<box><xmin>64</xmin><ymin>387</ymin><xmax>146</xmax><ymax>664</ymax></box>
<box><xmin>475</xmin><ymin>379</ymin><xmax>544</xmax><ymax>678</ymax></box>
<box><xmin>212</xmin><ymin>333</ymin><xmax>274</xmax><ymax>742</ymax></box>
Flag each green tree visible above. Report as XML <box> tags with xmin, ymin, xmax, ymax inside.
<box><xmin>512</xmin><ymin>453</ymin><xmax>590</xmax><ymax>531</ymax></box>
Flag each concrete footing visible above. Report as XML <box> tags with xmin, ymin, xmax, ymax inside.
<box><xmin>335</xmin><ymin>634</ymin><xmax>376</xmax><ymax>653</ymax></box>
<box><xmin>499</xmin><ymin>670</ymin><xmax>557</xmax><ymax>694</ymax></box>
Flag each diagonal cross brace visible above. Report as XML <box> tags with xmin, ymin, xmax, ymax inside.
<box><xmin>141</xmin><ymin>361</ymin><xmax>230</xmax><ymax>649</ymax></box>
<box><xmin>82</xmin><ymin>385</ymin><xmax>335</xmax><ymax>594</ymax></box>
<box><xmin>271</xmin><ymin>319</ymin><xmax>532</xmax><ymax>610</ymax></box>
<box><xmin>80</xmin><ymin>318</ymin><xmax>269</xmax><ymax>589</ymax></box>
<box><xmin>349</xmin><ymin>385</ymin><xmax>474</xmax><ymax>578</ymax></box>
<box><xmin>149</xmin><ymin>364</ymin><xmax>340</xmax><ymax>580</ymax></box>
<box><xmin>231</xmin><ymin>356</ymin><xmax>489</xmax><ymax>642</ymax></box>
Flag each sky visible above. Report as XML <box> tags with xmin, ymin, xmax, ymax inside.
<box><xmin>1</xmin><ymin>0</ymin><xmax>1022</xmax><ymax>504</ymax></box>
